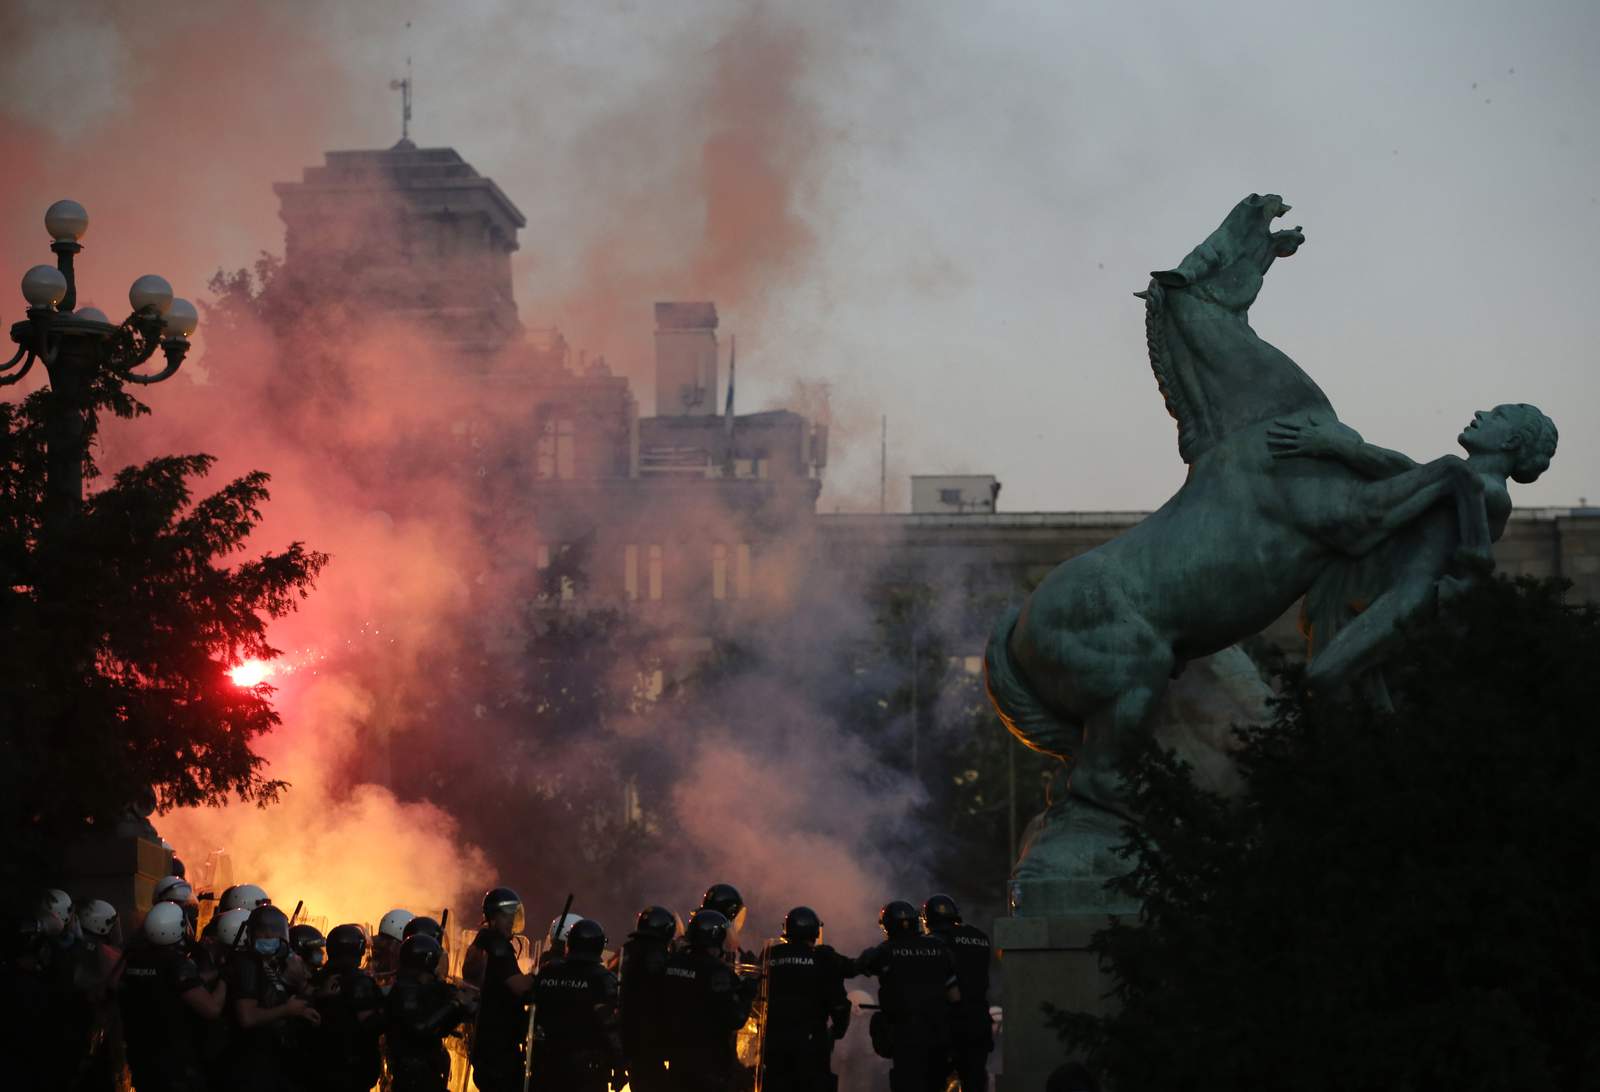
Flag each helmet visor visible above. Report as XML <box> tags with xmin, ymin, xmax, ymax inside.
<box><xmin>510</xmin><ymin>903</ymin><xmax>526</xmax><ymax>935</ymax></box>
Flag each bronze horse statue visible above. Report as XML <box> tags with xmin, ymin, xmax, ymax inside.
<box><xmin>985</xmin><ymin>194</ymin><xmax>1555</xmax><ymax>825</ymax></box>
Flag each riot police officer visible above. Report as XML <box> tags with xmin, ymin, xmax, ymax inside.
<box><xmin>761</xmin><ymin>906</ymin><xmax>852</xmax><ymax>1092</ymax></box>
<box><xmin>922</xmin><ymin>895</ymin><xmax>993</xmax><ymax>1091</ymax></box>
<box><xmin>462</xmin><ymin>887</ymin><xmax>533</xmax><ymax>1092</ymax></box>
<box><xmin>385</xmin><ymin>935</ymin><xmax>471</xmax><ymax>1092</ymax></box>
<box><xmin>529</xmin><ymin>918</ymin><xmax>618</xmax><ymax>1091</ymax></box>
<box><xmin>228</xmin><ymin>903</ymin><xmax>321</xmax><ymax>1091</ymax></box>
<box><xmin>308</xmin><ymin>924</ymin><xmax>385</xmax><ymax>1092</ymax></box>
<box><xmin>619</xmin><ymin>906</ymin><xmax>678</xmax><ymax>1092</ymax></box>
<box><xmin>855</xmin><ymin>901</ymin><xmax>960</xmax><ymax>1092</ymax></box>
<box><xmin>120</xmin><ymin>901</ymin><xmax>227</xmax><ymax>1092</ymax></box>
<box><xmin>663</xmin><ymin>909</ymin><xmax>757</xmax><ymax>1092</ymax></box>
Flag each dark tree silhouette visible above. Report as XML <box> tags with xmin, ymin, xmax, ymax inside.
<box><xmin>1055</xmin><ymin>577</ymin><xmax>1600</xmax><ymax>1092</ymax></box>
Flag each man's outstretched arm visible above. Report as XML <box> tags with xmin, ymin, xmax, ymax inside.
<box><xmin>1267</xmin><ymin>416</ymin><xmax>1416</xmax><ymax>479</ymax></box>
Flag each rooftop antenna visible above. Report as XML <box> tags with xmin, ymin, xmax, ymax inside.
<box><xmin>389</xmin><ymin>23</ymin><xmax>414</xmax><ymax>145</ymax></box>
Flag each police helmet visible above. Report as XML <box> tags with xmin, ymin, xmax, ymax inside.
<box><xmin>633</xmin><ymin>905</ymin><xmax>678</xmax><ymax>941</ymax></box>
<box><xmin>39</xmin><ymin>889</ymin><xmax>72</xmax><ymax>935</ymax></box>
<box><xmin>326</xmin><ymin>923</ymin><xmax>367</xmax><ymax>966</ymax></box>
<box><xmin>403</xmin><ymin>915</ymin><xmax>444</xmax><ymax>943</ymax></box>
<box><xmin>76</xmin><ymin>899</ymin><xmax>118</xmax><ymax>940</ymax></box>
<box><xmin>218</xmin><ymin>883</ymin><xmax>270</xmax><ymax>913</ymax></box>
<box><xmin>782</xmin><ymin>906</ymin><xmax>822</xmax><ymax>945</ymax></box>
<box><xmin>153</xmin><ymin>875</ymin><xmax>194</xmax><ymax>906</ymax></box>
<box><xmin>921</xmin><ymin>894</ymin><xmax>962</xmax><ymax>932</ymax></box>
<box><xmin>685</xmin><ymin>908</ymin><xmax>731</xmax><ymax>952</ymax></box>
<box><xmin>482</xmin><ymin>887</ymin><xmax>524</xmax><ymax>928</ymax></box>
<box><xmin>565</xmin><ymin>918</ymin><xmax>606</xmax><ymax>961</ymax></box>
<box><xmin>399</xmin><ymin>934</ymin><xmax>444</xmax><ymax>975</ymax></box>
<box><xmin>169</xmin><ymin>855</ymin><xmax>186</xmax><ymax>879</ymax></box>
<box><xmin>550</xmin><ymin>912</ymin><xmax>585</xmax><ymax>944</ymax></box>
<box><xmin>701</xmin><ymin>883</ymin><xmax>745</xmax><ymax>922</ymax></box>
<box><xmin>378</xmin><ymin>908</ymin><xmax>415</xmax><ymax>942</ymax></box>
<box><xmin>290</xmin><ymin>923</ymin><xmax>326</xmax><ymax>968</ymax></box>
<box><xmin>248</xmin><ymin>904</ymin><xmax>290</xmax><ymax>943</ymax></box>
<box><xmin>143</xmin><ymin>902</ymin><xmax>188</xmax><ymax>946</ymax></box>
<box><xmin>879</xmin><ymin>900</ymin><xmax>920</xmax><ymax>939</ymax></box>
<box><xmin>212</xmin><ymin>908</ymin><xmax>251</xmax><ymax>947</ymax></box>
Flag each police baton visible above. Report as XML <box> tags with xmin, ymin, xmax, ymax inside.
<box><xmin>523</xmin><ymin>893</ymin><xmax>573</xmax><ymax>1092</ymax></box>
<box><xmin>288</xmin><ymin>899</ymin><xmax>304</xmax><ymax>927</ymax></box>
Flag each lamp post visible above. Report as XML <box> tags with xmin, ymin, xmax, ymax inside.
<box><xmin>2</xmin><ymin>200</ymin><xmax>198</xmax><ymax>535</ymax></box>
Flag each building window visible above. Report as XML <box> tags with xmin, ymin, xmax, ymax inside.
<box><xmin>712</xmin><ymin>543</ymin><xmax>729</xmax><ymax>601</ymax></box>
<box><xmin>735</xmin><ymin>543</ymin><xmax>752</xmax><ymax>600</ymax></box>
<box><xmin>536</xmin><ymin>417</ymin><xmax>576</xmax><ymax>480</ymax></box>
<box><xmin>624</xmin><ymin>544</ymin><xmax>639</xmax><ymax>601</ymax></box>
<box><xmin>534</xmin><ymin>543</ymin><xmax>573</xmax><ymax>602</ymax></box>
<box><xmin>647</xmin><ymin>544</ymin><xmax>663</xmax><ymax>602</ymax></box>
<box><xmin>939</xmin><ymin>488</ymin><xmax>963</xmax><ymax>506</ymax></box>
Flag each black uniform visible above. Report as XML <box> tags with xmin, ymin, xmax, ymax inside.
<box><xmin>384</xmin><ymin>971</ymin><xmax>466</xmax><ymax>1092</ymax></box>
<box><xmin>930</xmin><ymin>921</ymin><xmax>993</xmax><ymax>1091</ymax></box>
<box><xmin>39</xmin><ymin>932</ymin><xmax>96</xmax><ymax>1089</ymax></box>
<box><xmin>309</xmin><ymin>963</ymin><xmax>384</xmax><ymax>1092</ymax></box>
<box><xmin>663</xmin><ymin>946</ymin><xmax>756</xmax><ymax>1092</ymax></box>
<box><xmin>761</xmin><ymin>940</ymin><xmax>852</xmax><ymax>1092</ymax></box>
<box><xmin>119</xmin><ymin>941</ymin><xmax>210</xmax><ymax>1092</ymax></box>
<box><xmin>530</xmin><ymin>955</ymin><xmax>619</xmax><ymax>1092</ymax></box>
<box><xmin>465</xmin><ymin>927</ymin><xmax>527</xmax><ymax>1092</ymax></box>
<box><xmin>226</xmin><ymin>949</ymin><xmax>300</xmax><ymax>1092</ymax></box>
<box><xmin>619</xmin><ymin>933</ymin><xmax>673</xmax><ymax>1092</ymax></box>
<box><xmin>856</xmin><ymin>936</ymin><xmax>959</xmax><ymax>1092</ymax></box>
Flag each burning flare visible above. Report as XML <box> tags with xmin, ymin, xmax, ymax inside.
<box><xmin>229</xmin><ymin>658</ymin><xmax>273</xmax><ymax>688</ymax></box>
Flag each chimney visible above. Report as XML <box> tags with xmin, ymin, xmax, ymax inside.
<box><xmin>653</xmin><ymin>302</ymin><xmax>719</xmax><ymax>417</ymax></box>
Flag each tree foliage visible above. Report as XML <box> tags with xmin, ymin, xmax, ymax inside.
<box><xmin>0</xmin><ymin>383</ymin><xmax>325</xmax><ymax>890</ymax></box>
<box><xmin>1056</xmin><ymin>577</ymin><xmax>1600</xmax><ymax>1092</ymax></box>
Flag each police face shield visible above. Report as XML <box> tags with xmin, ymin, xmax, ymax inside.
<box><xmin>730</xmin><ymin>905</ymin><xmax>748</xmax><ymax>936</ymax></box>
<box><xmin>508</xmin><ymin>903</ymin><xmax>526</xmax><ymax>935</ymax></box>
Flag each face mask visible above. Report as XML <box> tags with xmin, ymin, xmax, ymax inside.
<box><xmin>306</xmin><ymin>949</ymin><xmax>325</xmax><ymax>968</ymax></box>
<box><xmin>255</xmin><ymin>938</ymin><xmax>283</xmax><ymax>958</ymax></box>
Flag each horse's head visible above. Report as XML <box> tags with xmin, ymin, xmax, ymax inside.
<box><xmin>1151</xmin><ymin>194</ymin><xmax>1303</xmax><ymax>312</ymax></box>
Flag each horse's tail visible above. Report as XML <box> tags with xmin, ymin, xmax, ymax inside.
<box><xmin>984</xmin><ymin>604</ymin><xmax>1081</xmax><ymax>762</ymax></box>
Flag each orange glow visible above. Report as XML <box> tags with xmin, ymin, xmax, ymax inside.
<box><xmin>229</xmin><ymin>658</ymin><xmax>273</xmax><ymax>687</ymax></box>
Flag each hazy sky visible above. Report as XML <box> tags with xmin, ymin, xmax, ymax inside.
<box><xmin>5</xmin><ymin>0</ymin><xmax>1596</xmax><ymax>512</ymax></box>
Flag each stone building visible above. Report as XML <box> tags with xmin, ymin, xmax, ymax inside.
<box><xmin>274</xmin><ymin>141</ymin><xmax>827</xmax><ymax>666</ymax></box>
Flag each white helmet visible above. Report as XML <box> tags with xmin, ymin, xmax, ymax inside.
<box><xmin>218</xmin><ymin>883</ymin><xmax>269</xmax><ymax>913</ymax></box>
<box><xmin>144</xmin><ymin>902</ymin><xmax>187</xmax><ymax>946</ymax></box>
<box><xmin>39</xmin><ymin>889</ymin><xmax>72</xmax><ymax>935</ymax></box>
<box><xmin>77</xmin><ymin>900</ymin><xmax>118</xmax><ymax>940</ymax></box>
<box><xmin>153</xmin><ymin>875</ymin><xmax>194</xmax><ymax>906</ymax></box>
<box><xmin>378</xmin><ymin>909</ymin><xmax>415</xmax><ymax>942</ymax></box>
<box><xmin>212</xmin><ymin>908</ymin><xmax>250</xmax><ymax>947</ymax></box>
<box><xmin>551</xmin><ymin>913</ymin><xmax>584</xmax><ymax>943</ymax></box>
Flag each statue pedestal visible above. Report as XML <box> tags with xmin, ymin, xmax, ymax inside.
<box><xmin>63</xmin><ymin>831</ymin><xmax>171</xmax><ymax>928</ymax></box>
<box><xmin>993</xmin><ymin>913</ymin><xmax>1129</xmax><ymax>1092</ymax></box>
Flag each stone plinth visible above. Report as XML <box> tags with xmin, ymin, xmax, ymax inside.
<box><xmin>993</xmin><ymin>913</ymin><xmax>1129</xmax><ymax>1092</ymax></box>
<box><xmin>64</xmin><ymin>833</ymin><xmax>171</xmax><ymax>929</ymax></box>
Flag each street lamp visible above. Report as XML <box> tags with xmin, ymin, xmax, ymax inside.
<box><xmin>1</xmin><ymin>200</ymin><xmax>199</xmax><ymax>530</ymax></box>
<box><xmin>4</xmin><ymin>200</ymin><xmax>197</xmax><ymax>390</ymax></box>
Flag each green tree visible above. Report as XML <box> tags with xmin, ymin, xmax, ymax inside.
<box><xmin>1056</xmin><ymin>577</ymin><xmax>1600</xmax><ymax>1092</ymax></box>
<box><xmin>0</xmin><ymin>385</ymin><xmax>325</xmax><ymax>893</ymax></box>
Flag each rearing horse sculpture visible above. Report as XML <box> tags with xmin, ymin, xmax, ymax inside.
<box><xmin>985</xmin><ymin>194</ymin><xmax>1546</xmax><ymax>824</ymax></box>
